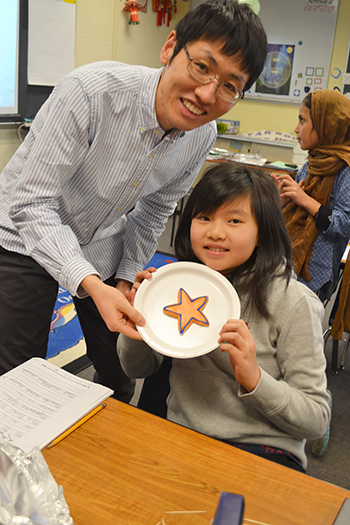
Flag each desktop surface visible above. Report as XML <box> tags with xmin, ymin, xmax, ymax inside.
<box><xmin>43</xmin><ymin>399</ymin><xmax>349</xmax><ymax>525</ymax></box>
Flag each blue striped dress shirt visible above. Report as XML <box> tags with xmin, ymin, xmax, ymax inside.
<box><xmin>0</xmin><ymin>62</ymin><xmax>216</xmax><ymax>297</ymax></box>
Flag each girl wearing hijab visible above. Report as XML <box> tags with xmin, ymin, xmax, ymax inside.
<box><xmin>273</xmin><ymin>90</ymin><xmax>350</xmax><ymax>300</ymax></box>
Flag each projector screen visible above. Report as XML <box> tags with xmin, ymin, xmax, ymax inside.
<box><xmin>0</xmin><ymin>0</ymin><xmax>53</xmax><ymax>123</ymax></box>
<box><xmin>0</xmin><ymin>0</ymin><xmax>20</xmax><ymax>118</ymax></box>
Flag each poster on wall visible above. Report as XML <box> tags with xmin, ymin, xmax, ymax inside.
<box><xmin>245</xmin><ymin>0</ymin><xmax>339</xmax><ymax>104</ymax></box>
<box><xmin>28</xmin><ymin>0</ymin><xmax>76</xmax><ymax>86</ymax></box>
<box><xmin>256</xmin><ymin>44</ymin><xmax>295</xmax><ymax>97</ymax></box>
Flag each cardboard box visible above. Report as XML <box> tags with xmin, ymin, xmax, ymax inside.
<box><xmin>216</xmin><ymin>119</ymin><xmax>240</xmax><ymax>134</ymax></box>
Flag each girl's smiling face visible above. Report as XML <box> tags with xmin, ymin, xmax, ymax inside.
<box><xmin>190</xmin><ymin>195</ymin><xmax>259</xmax><ymax>275</ymax></box>
<box><xmin>294</xmin><ymin>103</ymin><xmax>320</xmax><ymax>151</ymax></box>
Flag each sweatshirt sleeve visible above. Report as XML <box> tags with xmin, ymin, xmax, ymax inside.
<box><xmin>238</xmin><ymin>290</ymin><xmax>331</xmax><ymax>441</ymax></box>
<box><xmin>117</xmin><ymin>333</ymin><xmax>164</xmax><ymax>378</ymax></box>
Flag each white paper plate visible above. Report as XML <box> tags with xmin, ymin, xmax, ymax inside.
<box><xmin>134</xmin><ymin>261</ymin><xmax>241</xmax><ymax>358</ymax></box>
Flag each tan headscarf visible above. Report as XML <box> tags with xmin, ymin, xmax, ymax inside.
<box><xmin>283</xmin><ymin>90</ymin><xmax>350</xmax><ymax>281</ymax></box>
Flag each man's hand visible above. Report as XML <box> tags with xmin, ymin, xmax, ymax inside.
<box><xmin>116</xmin><ymin>278</ymin><xmax>133</xmax><ymax>295</ymax></box>
<box><xmin>81</xmin><ymin>275</ymin><xmax>146</xmax><ymax>340</ymax></box>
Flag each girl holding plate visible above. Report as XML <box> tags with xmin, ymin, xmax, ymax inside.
<box><xmin>117</xmin><ymin>164</ymin><xmax>330</xmax><ymax>473</ymax></box>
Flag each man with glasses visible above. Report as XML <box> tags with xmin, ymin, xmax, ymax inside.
<box><xmin>0</xmin><ymin>0</ymin><xmax>267</xmax><ymax>399</ymax></box>
<box><xmin>184</xmin><ymin>44</ymin><xmax>244</xmax><ymax>104</ymax></box>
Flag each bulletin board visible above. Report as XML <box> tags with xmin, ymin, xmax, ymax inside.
<box><xmin>245</xmin><ymin>0</ymin><xmax>339</xmax><ymax>104</ymax></box>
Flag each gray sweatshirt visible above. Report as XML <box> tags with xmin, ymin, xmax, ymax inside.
<box><xmin>117</xmin><ymin>273</ymin><xmax>330</xmax><ymax>469</ymax></box>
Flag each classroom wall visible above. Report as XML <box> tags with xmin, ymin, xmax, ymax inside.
<box><xmin>223</xmin><ymin>0</ymin><xmax>350</xmax><ymax>135</ymax></box>
<box><xmin>0</xmin><ymin>0</ymin><xmax>348</xmax><ymax>170</ymax></box>
<box><xmin>75</xmin><ymin>0</ymin><xmax>115</xmax><ymax>66</ymax></box>
<box><xmin>74</xmin><ymin>0</ymin><xmax>190</xmax><ymax>69</ymax></box>
<box><xmin>112</xmin><ymin>0</ymin><xmax>190</xmax><ymax>67</ymax></box>
<box><xmin>0</xmin><ymin>127</ymin><xmax>21</xmax><ymax>172</ymax></box>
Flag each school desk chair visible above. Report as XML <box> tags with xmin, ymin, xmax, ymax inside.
<box><xmin>323</xmin><ymin>251</ymin><xmax>350</xmax><ymax>374</ymax></box>
<box><xmin>305</xmin><ymin>255</ymin><xmax>350</xmax><ymax>456</ymax></box>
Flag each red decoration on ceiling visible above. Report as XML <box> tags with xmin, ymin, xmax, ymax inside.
<box><xmin>123</xmin><ymin>0</ymin><xmax>148</xmax><ymax>25</ymax></box>
<box><xmin>153</xmin><ymin>0</ymin><xmax>177</xmax><ymax>27</ymax></box>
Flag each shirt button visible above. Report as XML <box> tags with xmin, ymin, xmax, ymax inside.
<box><xmin>132</xmin><ymin>182</ymin><xmax>138</xmax><ymax>188</ymax></box>
<box><xmin>148</xmin><ymin>153</ymin><xmax>153</xmax><ymax>159</ymax></box>
<box><xmin>140</xmin><ymin>126</ymin><xmax>145</xmax><ymax>132</ymax></box>
<box><xmin>116</xmin><ymin>207</ymin><xmax>122</xmax><ymax>211</ymax></box>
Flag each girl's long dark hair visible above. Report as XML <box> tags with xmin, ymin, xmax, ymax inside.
<box><xmin>174</xmin><ymin>164</ymin><xmax>293</xmax><ymax>319</ymax></box>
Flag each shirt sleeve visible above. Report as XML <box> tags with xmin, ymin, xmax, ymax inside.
<box><xmin>117</xmin><ymin>333</ymin><xmax>164</xmax><ymax>378</ymax></box>
<box><xmin>238</xmin><ymin>291</ymin><xmax>331</xmax><ymax>441</ymax></box>
<box><xmin>9</xmin><ymin>76</ymin><xmax>99</xmax><ymax>296</ymax></box>
<box><xmin>296</xmin><ymin>162</ymin><xmax>350</xmax><ymax>240</ymax></box>
<box><xmin>294</xmin><ymin>161</ymin><xmax>308</xmax><ymax>184</ymax></box>
<box><xmin>324</xmin><ymin>165</ymin><xmax>350</xmax><ymax>240</ymax></box>
<box><xmin>115</xmin><ymin>133</ymin><xmax>216</xmax><ymax>283</ymax></box>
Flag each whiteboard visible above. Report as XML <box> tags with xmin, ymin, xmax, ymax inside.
<box><xmin>245</xmin><ymin>0</ymin><xmax>339</xmax><ymax>104</ymax></box>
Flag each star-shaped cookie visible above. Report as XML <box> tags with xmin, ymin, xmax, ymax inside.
<box><xmin>163</xmin><ymin>288</ymin><xmax>209</xmax><ymax>335</ymax></box>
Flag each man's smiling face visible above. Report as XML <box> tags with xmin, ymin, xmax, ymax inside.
<box><xmin>155</xmin><ymin>32</ymin><xmax>249</xmax><ymax>132</ymax></box>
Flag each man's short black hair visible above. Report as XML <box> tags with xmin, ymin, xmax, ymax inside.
<box><xmin>171</xmin><ymin>0</ymin><xmax>267</xmax><ymax>91</ymax></box>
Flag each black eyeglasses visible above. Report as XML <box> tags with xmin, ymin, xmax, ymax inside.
<box><xmin>183</xmin><ymin>45</ymin><xmax>244</xmax><ymax>104</ymax></box>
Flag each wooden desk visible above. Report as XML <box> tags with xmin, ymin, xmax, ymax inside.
<box><xmin>43</xmin><ymin>399</ymin><xmax>349</xmax><ymax>525</ymax></box>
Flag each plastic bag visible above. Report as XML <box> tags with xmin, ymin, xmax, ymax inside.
<box><xmin>0</xmin><ymin>442</ymin><xmax>73</xmax><ymax>525</ymax></box>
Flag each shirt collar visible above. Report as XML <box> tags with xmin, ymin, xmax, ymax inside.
<box><xmin>137</xmin><ymin>67</ymin><xmax>185</xmax><ymax>141</ymax></box>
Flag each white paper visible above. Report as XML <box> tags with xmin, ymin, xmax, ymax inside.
<box><xmin>0</xmin><ymin>358</ymin><xmax>112</xmax><ymax>453</ymax></box>
<box><xmin>342</xmin><ymin>73</ymin><xmax>350</xmax><ymax>85</ymax></box>
<box><xmin>28</xmin><ymin>0</ymin><xmax>76</xmax><ymax>86</ymax></box>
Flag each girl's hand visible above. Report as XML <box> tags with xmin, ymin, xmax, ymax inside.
<box><xmin>276</xmin><ymin>174</ymin><xmax>307</xmax><ymax>208</ymax></box>
<box><xmin>125</xmin><ymin>267</ymin><xmax>157</xmax><ymax>305</ymax></box>
<box><xmin>218</xmin><ymin>319</ymin><xmax>260</xmax><ymax>392</ymax></box>
<box><xmin>270</xmin><ymin>172</ymin><xmax>292</xmax><ymax>207</ymax></box>
<box><xmin>272</xmin><ymin>173</ymin><xmax>320</xmax><ymax>217</ymax></box>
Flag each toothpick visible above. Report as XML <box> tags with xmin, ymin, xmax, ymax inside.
<box><xmin>244</xmin><ymin>518</ymin><xmax>272</xmax><ymax>525</ymax></box>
